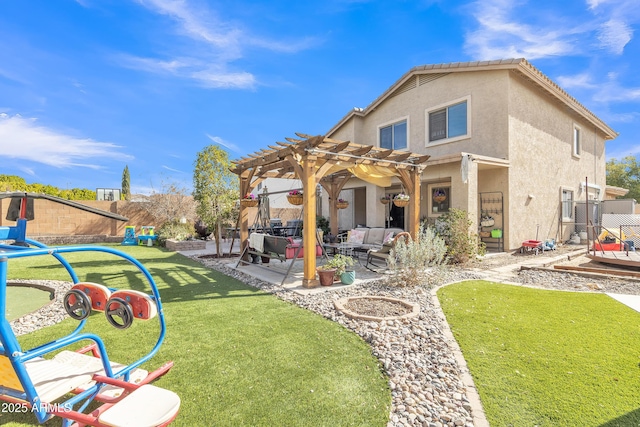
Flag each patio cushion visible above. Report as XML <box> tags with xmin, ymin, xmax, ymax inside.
<box><xmin>364</xmin><ymin>228</ymin><xmax>385</xmax><ymax>245</ymax></box>
<box><xmin>347</xmin><ymin>229</ymin><xmax>367</xmax><ymax>244</ymax></box>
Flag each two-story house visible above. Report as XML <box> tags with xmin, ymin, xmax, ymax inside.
<box><xmin>321</xmin><ymin>58</ymin><xmax>617</xmax><ymax>251</ymax></box>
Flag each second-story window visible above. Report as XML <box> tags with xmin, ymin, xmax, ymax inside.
<box><xmin>428</xmin><ymin>100</ymin><xmax>468</xmax><ymax>142</ymax></box>
<box><xmin>380</xmin><ymin>120</ymin><xmax>407</xmax><ymax>150</ymax></box>
<box><xmin>573</xmin><ymin>125</ymin><xmax>581</xmax><ymax>157</ymax></box>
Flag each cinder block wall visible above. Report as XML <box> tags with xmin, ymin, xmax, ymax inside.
<box><xmin>0</xmin><ymin>199</ymin><xmax>157</xmax><ymax>238</ymax></box>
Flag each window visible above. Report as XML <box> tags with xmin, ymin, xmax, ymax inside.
<box><xmin>96</xmin><ymin>188</ymin><xmax>121</xmax><ymax>201</ymax></box>
<box><xmin>379</xmin><ymin>120</ymin><xmax>407</xmax><ymax>150</ymax></box>
<box><xmin>562</xmin><ymin>189</ymin><xmax>573</xmax><ymax>219</ymax></box>
<box><xmin>428</xmin><ymin>100</ymin><xmax>468</xmax><ymax>142</ymax></box>
<box><xmin>573</xmin><ymin>125</ymin><xmax>581</xmax><ymax>157</ymax></box>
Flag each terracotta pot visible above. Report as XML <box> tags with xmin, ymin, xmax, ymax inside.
<box><xmin>317</xmin><ymin>268</ymin><xmax>336</xmax><ymax>286</ymax></box>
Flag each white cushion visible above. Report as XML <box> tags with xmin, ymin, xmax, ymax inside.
<box><xmin>99</xmin><ymin>384</ymin><xmax>180</xmax><ymax>427</ymax></box>
<box><xmin>347</xmin><ymin>229</ymin><xmax>366</xmax><ymax>244</ymax></box>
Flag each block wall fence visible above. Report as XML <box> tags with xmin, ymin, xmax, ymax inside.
<box><xmin>0</xmin><ymin>198</ymin><xmax>306</xmax><ymax>244</ymax></box>
<box><xmin>0</xmin><ymin>199</ymin><xmax>157</xmax><ymax>240</ymax></box>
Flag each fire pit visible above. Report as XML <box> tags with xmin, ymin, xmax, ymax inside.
<box><xmin>334</xmin><ymin>295</ymin><xmax>420</xmax><ymax>321</ymax></box>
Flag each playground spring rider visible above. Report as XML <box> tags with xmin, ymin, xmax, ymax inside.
<box><xmin>0</xmin><ymin>193</ymin><xmax>180</xmax><ymax>427</ymax></box>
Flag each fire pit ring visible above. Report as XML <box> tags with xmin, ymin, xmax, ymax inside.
<box><xmin>334</xmin><ymin>295</ymin><xmax>420</xmax><ymax>322</ymax></box>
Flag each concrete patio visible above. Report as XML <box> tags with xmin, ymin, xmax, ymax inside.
<box><xmin>175</xmin><ymin>239</ymin><xmax>387</xmax><ymax>295</ymax></box>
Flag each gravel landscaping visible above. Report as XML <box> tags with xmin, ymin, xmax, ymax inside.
<box><xmin>10</xmin><ymin>243</ymin><xmax>640</xmax><ymax>427</ymax></box>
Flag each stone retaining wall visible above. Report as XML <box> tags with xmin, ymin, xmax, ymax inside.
<box><xmin>165</xmin><ymin>239</ymin><xmax>207</xmax><ymax>251</ymax></box>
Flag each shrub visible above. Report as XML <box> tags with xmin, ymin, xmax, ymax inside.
<box><xmin>386</xmin><ymin>225</ymin><xmax>447</xmax><ymax>287</ymax></box>
<box><xmin>435</xmin><ymin>208</ymin><xmax>485</xmax><ymax>264</ymax></box>
<box><xmin>156</xmin><ymin>220</ymin><xmax>196</xmax><ymax>244</ymax></box>
<box><xmin>316</xmin><ymin>216</ymin><xmax>330</xmax><ymax>236</ymax></box>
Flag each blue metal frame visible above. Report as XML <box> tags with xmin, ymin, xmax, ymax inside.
<box><xmin>0</xmin><ymin>219</ymin><xmax>169</xmax><ymax>425</ymax></box>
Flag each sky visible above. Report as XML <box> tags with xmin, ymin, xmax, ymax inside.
<box><xmin>0</xmin><ymin>0</ymin><xmax>639</xmax><ymax>195</ymax></box>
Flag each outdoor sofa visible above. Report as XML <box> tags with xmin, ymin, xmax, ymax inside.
<box><xmin>340</xmin><ymin>227</ymin><xmax>405</xmax><ymax>252</ymax></box>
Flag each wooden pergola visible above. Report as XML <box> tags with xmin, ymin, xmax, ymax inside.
<box><xmin>230</xmin><ymin>133</ymin><xmax>430</xmax><ymax>288</ymax></box>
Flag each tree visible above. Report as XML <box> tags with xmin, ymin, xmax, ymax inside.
<box><xmin>144</xmin><ymin>179</ymin><xmax>196</xmax><ymax>225</ymax></box>
<box><xmin>122</xmin><ymin>165</ymin><xmax>131</xmax><ymax>201</ymax></box>
<box><xmin>0</xmin><ymin>175</ymin><xmax>95</xmax><ymax>200</ymax></box>
<box><xmin>193</xmin><ymin>145</ymin><xmax>237</xmax><ymax>257</ymax></box>
<box><xmin>606</xmin><ymin>156</ymin><xmax>640</xmax><ymax>201</ymax></box>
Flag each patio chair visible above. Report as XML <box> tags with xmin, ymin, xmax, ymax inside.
<box><xmin>365</xmin><ymin>232</ymin><xmax>410</xmax><ymax>270</ymax></box>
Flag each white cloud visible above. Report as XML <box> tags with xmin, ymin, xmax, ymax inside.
<box><xmin>0</xmin><ymin>114</ymin><xmax>132</xmax><ymax>168</ymax></box>
<box><xmin>606</xmin><ymin>143</ymin><xmax>640</xmax><ymax>160</ymax></box>
<box><xmin>128</xmin><ymin>0</ymin><xmax>317</xmax><ymax>89</ymax></box>
<box><xmin>465</xmin><ymin>0</ymin><xmax>639</xmax><ymax>60</ymax></box>
<box><xmin>556</xmin><ymin>73</ymin><xmax>598</xmax><ymax>90</ymax></box>
<box><xmin>464</xmin><ymin>0</ymin><xmax>577</xmax><ymax>60</ymax></box>
<box><xmin>597</xmin><ymin>19</ymin><xmax>633</xmax><ymax>54</ymax></box>
<box><xmin>162</xmin><ymin>165</ymin><xmax>186</xmax><ymax>173</ymax></box>
<box><xmin>118</xmin><ymin>55</ymin><xmax>256</xmax><ymax>89</ymax></box>
<box><xmin>206</xmin><ymin>134</ymin><xmax>241</xmax><ymax>153</ymax></box>
<box><xmin>136</xmin><ymin>0</ymin><xmax>242</xmax><ymax>55</ymax></box>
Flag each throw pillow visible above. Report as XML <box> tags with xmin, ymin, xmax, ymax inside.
<box><xmin>348</xmin><ymin>229</ymin><xmax>366</xmax><ymax>244</ymax></box>
<box><xmin>383</xmin><ymin>231</ymin><xmax>395</xmax><ymax>244</ymax></box>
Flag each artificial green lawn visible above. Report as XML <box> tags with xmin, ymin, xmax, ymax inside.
<box><xmin>1</xmin><ymin>245</ymin><xmax>389</xmax><ymax>427</ymax></box>
<box><xmin>6</xmin><ymin>286</ymin><xmax>52</xmax><ymax>321</ymax></box>
<box><xmin>438</xmin><ymin>280</ymin><xmax>640</xmax><ymax>427</ymax></box>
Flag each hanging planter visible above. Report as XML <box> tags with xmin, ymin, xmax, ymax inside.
<box><xmin>433</xmin><ymin>188</ymin><xmax>447</xmax><ymax>203</ymax></box>
<box><xmin>380</xmin><ymin>195</ymin><xmax>391</xmax><ymax>205</ymax></box>
<box><xmin>287</xmin><ymin>190</ymin><xmax>303</xmax><ymax>205</ymax></box>
<box><xmin>240</xmin><ymin>194</ymin><xmax>258</xmax><ymax>207</ymax></box>
<box><xmin>336</xmin><ymin>199</ymin><xmax>349</xmax><ymax>209</ymax></box>
<box><xmin>393</xmin><ymin>194</ymin><xmax>410</xmax><ymax>208</ymax></box>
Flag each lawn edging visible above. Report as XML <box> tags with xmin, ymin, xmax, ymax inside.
<box><xmin>431</xmin><ymin>281</ymin><xmax>489</xmax><ymax>427</ymax></box>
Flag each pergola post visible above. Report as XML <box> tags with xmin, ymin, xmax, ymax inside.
<box><xmin>239</xmin><ymin>175</ymin><xmax>251</xmax><ymax>259</ymax></box>
<box><xmin>409</xmin><ymin>166</ymin><xmax>422</xmax><ymax>238</ymax></box>
<box><xmin>301</xmin><ymin>156</ymin><xmax>319</xmax><ymax>288</ymax></box>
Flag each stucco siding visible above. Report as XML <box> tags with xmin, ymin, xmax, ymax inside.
<box><xmin>506</xmin><ymin>75</ymin><xmax>607</xmax><ymax>248</ymax></box>
<box><xmin>330</xmin><ymin>71</ymin><xmax>512</xmax><ymax>161</ymax></box>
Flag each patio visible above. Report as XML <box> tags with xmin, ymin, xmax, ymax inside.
<box><xmin>177</xmin><ymin>238</ymin><xmax>389</xmax><ymax>295</ymax></box>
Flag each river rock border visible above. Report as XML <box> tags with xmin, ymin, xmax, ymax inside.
<box><xmin>9</xmin><ymin>279</ymin><xmax>72</xmax><ymax>336</ymax></box>
<box><xmin>334</xmin><ymin>295</ymin><xmax>421</xmax><ymax>321</ymax></box>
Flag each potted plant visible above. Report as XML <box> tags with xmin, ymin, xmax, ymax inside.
<box><xmin>393</xmin><ymin>193</ymin><xmax>410</xmax><ymax>207</ymax></box>
<box><xmin>324</xmin><ymin>254</ymin><xmax>355</xmax><ymax>285</ymax></box>
<box><xmin>240</xmin><ymin>193</ymin><xmax>258</xmax><ymax>207</ymax></box>
<box><xmin>380</xmin><ymin>194</ymin><xmax>391</xmax><ymax>204</ymax></box>
<box><xmin>316</xmin><ymin>264</ymin><xmax>337</xmax><ymax>286</ymax></box>
<box><xmin>287</xmin><ymin>189</ymin><xmax>303</xmax><ymax>205</ymax></box>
